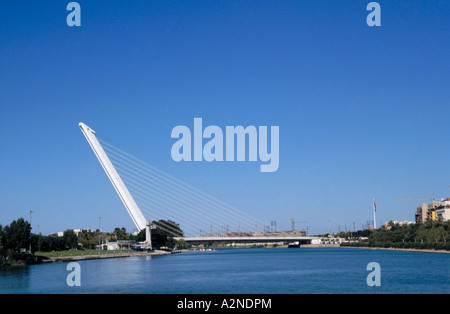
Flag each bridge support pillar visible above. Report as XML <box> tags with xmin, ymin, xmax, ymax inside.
<box><xmin>146</xmin><ymin>220</ymin><xmax>152</xmax><ymax>250</ymax></box>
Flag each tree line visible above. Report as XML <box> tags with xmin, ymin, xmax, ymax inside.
<box><xmin>0</xmin><ymin>218</ymin><xmax>31</xmax><ymax>265</ymax></box>
<box><xmin>1</xmin><ymin>217</ymin><xmax>185</xmax><ymax>266</ymax></box>
<box><xmin>339</xmin><ymin>219</ymin><xmax>450</xmax><ymax>250</ymax></box>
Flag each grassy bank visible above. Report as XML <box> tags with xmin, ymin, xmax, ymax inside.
<box><xmin>34</xmin><ymin>249</ymin><xmax>135</xmax><ymax>258</ymax></box>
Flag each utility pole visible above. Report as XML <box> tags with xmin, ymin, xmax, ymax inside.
<box><xmin>98</xmin><ymin>216</ymin><xmax>102</xmax><ymax>254</ymax></box>
<box><xmin>328</xmin><ymin>220</ymin><xmax>331</xmax><ymax>235</ymax></box>
<box><xmin>373</xmin><ymin>199</ymin><xmax>377</xmax><ymax>229</ymax></box>
<box><xmin>271</xmin><ymin>221</ymin><xmax>277</xmax><ymax>233</ymax></box>
<box><xmin>290</xmin><ymin>217</ymin><xmax>295</xmax><ymax>231</ymax></box>
<box><xmin>27</xmin><ymin>210</ymin><xmax>33</xmax><ymax>254</ymax></box>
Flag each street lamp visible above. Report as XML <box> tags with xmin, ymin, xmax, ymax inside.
<box><xmin>98</xmin><ymin>216</ymin><xmax>102</xmax><ymax>253</ymax></box>
<box><xmin>27</xmin><ymin>210</ymin><xmax>33</xmax><ymax>254</ymax></box>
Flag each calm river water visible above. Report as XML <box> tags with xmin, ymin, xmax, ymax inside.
<box><xmin>0</xmin><ymin>248</ymin><xmax>448</xmax><ymax>294</ymax></box>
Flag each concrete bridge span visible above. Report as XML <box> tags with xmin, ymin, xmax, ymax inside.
<box><xmin>176</xmin><ymin>236</ymin><xmax>321</xmax><ymax>246</ymax></box>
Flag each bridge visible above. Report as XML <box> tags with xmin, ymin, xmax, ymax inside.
<box><xmin>79</xmin><ymin>122</ymin><xmax>311</xmax><ymax>250</ymax></box>
<box><xmin>176</xmin><ymin>236</ymin><xmax>320</xmax><ymax>246</ymax></box>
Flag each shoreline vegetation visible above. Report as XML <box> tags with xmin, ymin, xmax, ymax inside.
<box><xmin>0</xmin><ymin>217</ymin><xmax>186</xmax><ymax>267</ymax></box>
<box><xmin>2</xmin><ymin>218</ymin><xmax>449</xmax><ymax>267</ymax></box>
<box><xmin>338</xmin><ymin>220</ymin><xmax>450</xmax><ymax>252</ymax></box>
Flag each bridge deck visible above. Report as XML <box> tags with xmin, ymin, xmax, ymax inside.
<box><xmin>176</xmin><ymin>236</ymin><xmax>320</xmax><ymax>243</ymax></box>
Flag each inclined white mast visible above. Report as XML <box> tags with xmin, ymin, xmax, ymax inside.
<box><xmin>79</xmin><ymin>122</ymin><xmax>151</xmax><ymax>247</ymax></box>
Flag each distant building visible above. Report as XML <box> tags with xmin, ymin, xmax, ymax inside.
<box><xmin>415</xmin><ymin>198</ymin><xmax>450</xmax><ymax>223</ymax></box>
<box><xmin>57</xmin><ymin>228</ymin><xmax>93</xmax><ymax>237</ymax></box>
<box><xmin>436</xmin><ymin>207</ymin><xmax>450</xmax><ymax>221</ymax></box>
<box><xmin>383</xmin><ymin>220</ymin><xmax>414</xmax><ymax>230</ymax></box>
<box><xmin>73</xmin><ymin>228</ymin><xmax>93</xmax><ymax>237</ymax></box>
<box><xmin>106</xmin><ymin>240</ymin><xmax>136</xmax><ymax>250</ymax></box>
<box><xmin>311</xmin><ymin>237</ymin><xmax>344</xmax><ymax>245</ymax></box>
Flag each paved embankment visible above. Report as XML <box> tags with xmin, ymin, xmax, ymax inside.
<box><xmin>340</xmin><ymin>246</ymin><xmax>450</xmax><ymax>254</ymax></box>
<box><xmin>47</xmin><ymin>250</ymin><xmax>173</xmax><ymax>263</ymax></box>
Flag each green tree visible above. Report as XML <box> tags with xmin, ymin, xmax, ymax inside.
<box><xmin>3</xmin><ymin>218</ymin><xmax>31</xmax><ymax>258</ymax></box>
<box><xmin>152</xmin><ymin>220</ymin><xmax>184</xmax><ymax>249</ymax></box>
<box><xmin>176</xmin><ymin>239</ymin><xmax>187</xmax><ymax>249</ymax></box>
<box><xmin>63</xmin><ymin>230</ymin><xmax>78</xmax><ymax>249</ymax></box>
<box><xmin>0</xmin><ymin>225</ymin><xmax>5</xmax><ymax>264</ymax></box>
<box><xmin>37</xmin><ymin>235</ymin><xmax>64</xmax><ymax>252</ymax></box>
<box><xmin>78</xmin><ymin>230</ymin><xmax>97</xmax><ymax>249</ymax></box>
<box><xmin>113</xmin><ymin>227</ymin><xmax>129</xmax><ymax>240</ymax></box>
<box><xmin>134</xmin><ymin>229</ymin><xmax>146</xmax><ymax>242</ymax></box>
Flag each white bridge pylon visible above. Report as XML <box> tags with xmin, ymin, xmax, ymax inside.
<box><xmin>79</xmin><ymin>122</ymin><xmax>151</xmax><ymax>246</ymax></box>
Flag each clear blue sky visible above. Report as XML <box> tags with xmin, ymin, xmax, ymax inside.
<box><xmin>0</xmin><ymin>0</ymin><xmax>449</xmax><ymax>235</ymax></box>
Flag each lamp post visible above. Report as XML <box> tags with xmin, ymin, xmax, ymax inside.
<box><xmin>98</xmin><ymin>216</ymin><xmax>102</xmax><ymax>254</ymax></box>
<box><xmin>27</xmin><ymin>210</ymin><xmax>33</xmax><ymax>254</ymax></box>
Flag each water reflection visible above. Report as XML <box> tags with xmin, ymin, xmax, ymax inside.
<box><xmin>0</xmin><ymin>266</ymin><xmax>31</xmax><ymax>291</ymax></box>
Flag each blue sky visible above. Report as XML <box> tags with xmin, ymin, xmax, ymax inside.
<box><xmin>0</xmin><ymin>0</ymin><xmax>449</xmax><ymax>235</ymax></box>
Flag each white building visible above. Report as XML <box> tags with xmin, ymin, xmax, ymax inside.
<box><xmin>57</xmin><ymin>228</ymin><xmax>93</xmax><ymax>237</ymax></box>
<box><xmin>436</xmin><ymin>206</ymin><xmax>450</xmax><ymax>221</ymax></box>
<box><xmin>106</xmin><ymin>240</ymin><xmax>136</xmax><ymax>250</ymax></box>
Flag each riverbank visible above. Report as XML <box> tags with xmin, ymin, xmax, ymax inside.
<box><xmin>1</xmin><ymin>249</ymin><xmax>185</xmax><ymax>266</ymax></box>
<box><xmin>208</xmin><ymin>243</ymin><xmax>449</xmax><ymax>253</ymax></box>
<box><xmin>341</xmin><ymin>246</ymin><xmax>450</xmax><ymax>254</ymax></box>
<box><xmin>206</xmin><ymin>243</ymin><xmax>340</xmax><ymax>249</ymax></box>
<box><xmin>31</xmin><ymin>249</ymin><xmax>179</xmax><ymax>264</ymax></box>
<box><xmin>301</xmin><ymin>244</ymin><xmax>340</xmax><ymax>248</ymax></box>
<box><xmin>50</xmin><ymin>250</ymin><xmax>174</xmax><ymax>262</ymax></box>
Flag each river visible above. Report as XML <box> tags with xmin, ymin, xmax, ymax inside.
<box><xmin>0</xmin><ymin>248</ymin><xmax>448</xmax><ymax>294</ymax></box>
